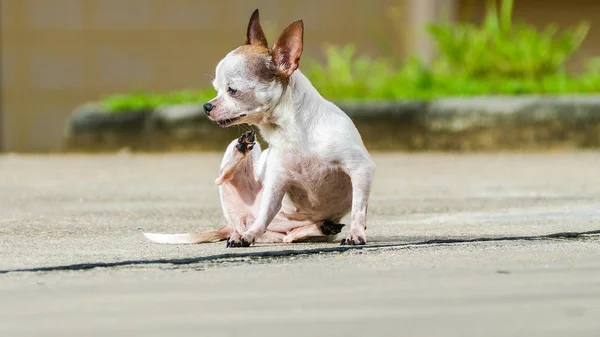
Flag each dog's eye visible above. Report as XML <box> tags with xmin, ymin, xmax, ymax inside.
<box><xmin>227</xmin><ymin>87</ymin><xmax>238</xmax><ymax>96</ymax></box>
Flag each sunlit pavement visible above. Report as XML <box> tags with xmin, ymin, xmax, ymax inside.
<box><xmin>1</xmin><ymin>152</ymin><xmax>599</xmax><ymax>337</ymax></box>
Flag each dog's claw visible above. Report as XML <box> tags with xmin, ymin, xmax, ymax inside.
<box><xmin>236</xmin><ymin>131</ymin><xmax>256</xmax><ymax>154</ymax></box>
<box><xmin>246</xmin><ymin>131</ymin><xmax>256</xmax><ymax>143</ymax></box>
<box><xmin>340</xmin><ymin>235</ymin><xmax>366</xmax><ymax>246</ymax></box>
<box><xmin>226</xmin><ymin>235</ymin><xmax>251</xmax><ymax>248</ymax></box>
<box><xmin>321</xmin><ymin>221</ymin><xmax>345</xmax><ymax>236</ymax></box>
<box><xmin>238</xmin><ymin>130</ymin><xmax>255</xmax><ymax>144</ymax></box>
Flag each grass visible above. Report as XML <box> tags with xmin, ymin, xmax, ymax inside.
<box><xmin>102</xmin><ymin>90</ymin><xmax>214</xmax><ymax>113</ymax></box>
<box><xmin>302</xmin><ymin>45</ymin><xmax>600</xmax><ymax>101</ymax></box>
<box><xmin>100</xmin><ymin>0</ymin><xmax>600</xmax><ymax>113</ymax></box>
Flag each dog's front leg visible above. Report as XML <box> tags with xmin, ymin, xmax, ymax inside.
<box><xmin>227</xmin><ymin>168</ymin><xmax>287</xmax><ymax>248</ymax></box>
<box><xmin>341</xmin><ymin>159</ymin><xmax>376</xmax><ymax>245</ymax></box>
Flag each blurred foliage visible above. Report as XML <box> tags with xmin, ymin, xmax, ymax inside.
<box><xmin>103</xmin><ymin>90</ymin><xmax>214</xmax><ymax>113</ymax></box>
<box><xmin>102</xmin><ymin>0</ymin><xmax>600</xmax><ymax>112</ymax></box>
<box><xmin>304</xmin><ymin>0</ymin><xmax>600</xmax><ymax>100</ymax></box>
<box><xmin>303</xmin><ymin>45</ymin><xmax>600</xmax><ymax>100</ymax></box>
<box><xmin>429</xmin><ymin>0</ymin><xmax>590</xmax><ymax>78</ymax></box>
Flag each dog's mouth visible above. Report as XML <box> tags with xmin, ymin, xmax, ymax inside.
<box><xmin>216</xmin><ymin>114</ymin><xmax>246</xmax><ymax>127</ymax></box>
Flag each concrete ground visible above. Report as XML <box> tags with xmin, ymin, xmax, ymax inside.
<box><xmin>0</xmin><ymin>152</ymin><xmax>599</xmax><ymax>337</ymax></box>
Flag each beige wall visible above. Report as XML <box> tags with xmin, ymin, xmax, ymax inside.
<box><xmin>1</xmin><ymin>0</ymin><xmax>599</xmax><ymax>152</ymax></box>
<box><xmin>1</xmin><ymin>0</ymin><xmax>413</xmax><ymax>152</ymax></box>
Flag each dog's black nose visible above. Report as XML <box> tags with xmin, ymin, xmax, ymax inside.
<box><xmin>203</xmin><ymin>102</ymin><xmax>214</xmax><ymax>116</ymax></box>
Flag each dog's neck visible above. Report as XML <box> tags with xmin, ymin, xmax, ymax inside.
<box><xmin>257</xmin><ymin>70</ymin><xmax>322</xmax><ymax>149</ymax></box>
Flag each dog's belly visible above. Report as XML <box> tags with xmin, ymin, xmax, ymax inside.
<box><xmin>279</xmin><ymin>168</ymin><xmax>353</xmax><ymax>224</ymax></box>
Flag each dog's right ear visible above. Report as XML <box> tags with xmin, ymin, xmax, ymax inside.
<box><xmin>245</xmin><ymin>9</ymin><xmax>268</xmax><ymax>48</ymax></box>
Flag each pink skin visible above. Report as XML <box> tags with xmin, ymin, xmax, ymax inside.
<box><xmin>216</xmin><ymin>134</ymin><xmax>343</xmax><ymax>245</ymax></box>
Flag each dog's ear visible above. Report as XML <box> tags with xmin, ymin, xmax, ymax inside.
<box><xmin>246</xmin><ymin>9</ymin><xmax>268</xmax><ymax>48</ymax></box>
<box><xmin>272</xmin><ymin>20</ymin><xmax>304</xmax><ymax>77</ymax></box>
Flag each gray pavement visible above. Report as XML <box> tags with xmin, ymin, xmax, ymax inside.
<box><xmin>1</xmin><ymin>152</ymin><xmax>600</xmax><ymax>336</ymax></box>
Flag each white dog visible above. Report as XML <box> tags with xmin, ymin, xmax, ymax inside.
<box><xmin>144</xmin><ymin>9</ymin><xmax>375</xmax><ymax>247</ymax></box>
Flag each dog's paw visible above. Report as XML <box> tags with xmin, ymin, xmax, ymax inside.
<box><xmin>320</xmin><ymin>221</ymin><xmax>345</xmax><ymax>236</ymax></box>
<box><xmin>226</xmin><ymin>233</ymin><xmax>251</xmax><ymax>248</ymax></box>
<box><xmin>235</xmin><ymin>130</ymin><xmax>256</xmax><ymax>154</ymax></box>
<box><xmin>282</xmin><ymin>235</ymin><xmax>295</xmax><ymax>244</ymax></box>
<box><xmin>340</xmin><ymin>229</ymin><xmax>366</xmax><ymax>246</ymax></box>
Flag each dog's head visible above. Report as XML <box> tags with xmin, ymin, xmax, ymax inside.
<box><xmin>203</xmin><ymin>9</ymin><xmax>304</xmax><ymax>127</ymax></box>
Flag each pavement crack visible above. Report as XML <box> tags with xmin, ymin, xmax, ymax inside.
<box><xmin>2</xmin><ymin>229</ymin><xmax>599</xmax><ymax>275</ymax></box>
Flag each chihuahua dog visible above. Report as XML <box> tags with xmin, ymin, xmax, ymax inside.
<box><xmin>144</xmin><ymin>9</ymin><xmax>375</xmax><ymax>247</ymax></box>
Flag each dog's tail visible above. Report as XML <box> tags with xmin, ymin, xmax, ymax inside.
<box><xmin>143</xmin><ymin>225</ymin><xmax>233</xmax><ymax>244</ymax></box>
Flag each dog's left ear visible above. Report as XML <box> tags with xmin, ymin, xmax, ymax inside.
<box><xmin>246</xmin><ymin>9</ymin><xmax>269</xmax><ymax>48</ymax></box>
<box><xmin>272</xmin><ymin>20</ymin><xmax>304</xmax><ymax>77</ymax></box>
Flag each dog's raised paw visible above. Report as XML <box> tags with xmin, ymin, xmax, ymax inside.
<box><xmin>321</xmin><ymin>221</ymin><xmax>345</xmax><ymax>236</ymax></box>
<box><xmin>235</xmin><ymin>131</ymin><xmax>256</xmax><ymax>154</ymax></box>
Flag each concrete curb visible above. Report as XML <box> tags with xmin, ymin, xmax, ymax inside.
<box><xmin>65</xmin><ymin>95</ymin><xmax>600</xmax><ymax>152</ymax></box>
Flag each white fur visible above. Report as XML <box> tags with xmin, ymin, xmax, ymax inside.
<box><xmin>144</xmin><ymin>11</ymin><xmax>375</xmax><ymax>247</ymax></box>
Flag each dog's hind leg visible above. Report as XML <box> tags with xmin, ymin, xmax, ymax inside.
<box><xmin>281</xmin><ymin>221</ymin><xmax>345</xmax><ymax>243</ymax></box>
<box><xmin>215</xmin><ymin>131</ymin><xmax>261</xmax><ymax>186</ymax></box>
<box><xmin>255</xmin><ymin>230</ymin><xmax>286</xmax><ymax>243</ymax></box>
<box><xmin>217</xmin><ymin>131</ymin><xmax>283</xmax><ymax>247</ymax></box>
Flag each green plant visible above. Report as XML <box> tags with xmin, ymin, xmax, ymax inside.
<box><xmin>302</xmin><ymin>44</ymin><xmax>600</xmax><ymax>100</ymax></box>
<box><xmin>102</xmin><ymin>89</ymin><xmax>214</xmax><ymax>113</ymax></box>
<box><xmin>427</xmin><ymin>0</ymin><xmax>590</xmax><ymax>78</ymax></box>
<box><xmin>304</xmin><ymin>45</ymin><xmax>394</xmax><ymax>100</ymax></box>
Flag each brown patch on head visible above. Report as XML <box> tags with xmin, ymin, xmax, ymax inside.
<box><xmin>234</xmin><ymin>45</ymin><xmax>287</xmax><ymax>84</ymax></box>
<box><xmin>235</xmin><ymin>44</ymin><xmax>270</xmax><ymax>57</ymax></box>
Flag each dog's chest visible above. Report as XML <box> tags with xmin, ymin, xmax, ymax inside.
<box><xmin>281</xmin><ymin>153</ymin><xmax>351</xmax><ymax>215</ymax></box>
<box><xmin>282</xmin><ymin>153</ymin><xmax>330</xmax><ymax>181</ymax></box>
